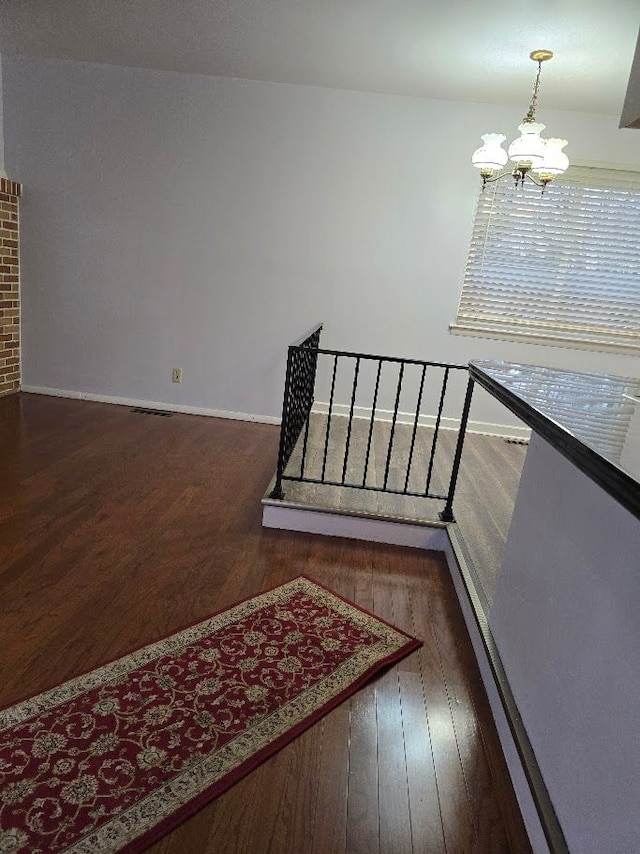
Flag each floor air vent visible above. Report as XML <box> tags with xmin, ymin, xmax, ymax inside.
<box><xmin>504</xmin><ymin>438</ymin><xmax>528</xmax><ymax>446</ymax></box>
<box><xmin>130</xmin><ymin>408</ymin><xmax>173</xmax><ymax>417</ymax></box>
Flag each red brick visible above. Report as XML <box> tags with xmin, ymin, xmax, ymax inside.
<box><xmin>0</xmin><ymin>179</ymin><xmax>21</xmax><ymax>197</ymax></box>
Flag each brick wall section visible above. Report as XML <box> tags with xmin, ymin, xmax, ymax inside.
<box><xmin>0</xmin><ymin>178</ymin><xmax>21</xmax><ymax>398</ymax></box>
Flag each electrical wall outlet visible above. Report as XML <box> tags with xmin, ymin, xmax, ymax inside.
<box><xmin>172</xmin><ymin>367</ymin><xmax>183</xmax><ymax>383</ymax></box>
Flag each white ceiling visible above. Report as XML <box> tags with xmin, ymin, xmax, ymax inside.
<box><xmin>0</xmin><ymin>0</ymin><xmax>638</xmax><ymax>116</ymax></box>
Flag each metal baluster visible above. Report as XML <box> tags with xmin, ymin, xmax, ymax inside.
<box><xmin>425</xmin><ymin>366</ymin><xmax>449</xmax><ymax>496</ymax></box>
<box><xmin>270</xmin><ymin>345</ymin><xmax>295</xmax><ymax>499</ymax></box>
<box><xmin>362</xmin><ymin>359</ymin><xmax>382</xmax><ymax>487</ymax></box>
<box><xmin>404</xmin><ymin>363</ymin><xmax>427</xmax><ymax>493</ymax></box>
<box><xmin>300</xmin><ymin>391</ymin><xmax>312</xmax><ymax>479</ymax></box>
<box><xmin>299</xmin><ymin>347</ymin><xmax>313</xmax><ymax>478</ymax></box>
<box><xmin>341</xmin><ymin>357</ymin><xmax>360</xmax><ymax>484</ymax></box>
<box><xmin>440</xmin><ymin>375</ymin><xmax>474</xmax><ymax>522</ymax></box>
<box><xmin>321</xmin><ymin>355</ymin><xmax>338</xmax><ymax>483</ymax></box>
<box><xmin>383</xmin><ymin>362</ymin><xmax>405</xmax><ymax>491</ymax></box>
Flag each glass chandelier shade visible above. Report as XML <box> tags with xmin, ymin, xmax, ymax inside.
<box><xmin>471</xmin><ymin>134</ymin><xmax>509</xmax><ymax>171</ymax></box>
<box><xmin>534</xmin><ymin>138</ymin><xmax>569</xmax><ymax>176</ymax></box>
<box><xmin>470</xmin><ymin>50</ymin><xmax>569</xmax><ymax>188</ymax></box>
<box><xmin>507</xmin><ymin>122</ymin><xmax>546</xmax><ymax>169</ymax></box>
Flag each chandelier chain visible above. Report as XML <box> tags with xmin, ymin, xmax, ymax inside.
<box><xmin>524</xmin><ymin>60</ymin><xmax>543</xmax><ymax>124</ymax></box>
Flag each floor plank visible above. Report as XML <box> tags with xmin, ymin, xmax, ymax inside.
<box><xmin>309</xmin><ymin>702</ymin><xmax>350</xmax><ymax>854</ymax></box>
<box><xmin>346</xmin><ymin>683</ymin><xmax>380</xmax><ymax>854</ymax></box>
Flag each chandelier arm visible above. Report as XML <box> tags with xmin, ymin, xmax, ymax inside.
<box><xmin>482</xmin><ymin>171</ymin><xmax>545</xmax><ymax>186</ymax></box>
<box><xmin>480</xmin><ymin>169</ymin><xmax>552</xmax><ymax>194</ymax></box>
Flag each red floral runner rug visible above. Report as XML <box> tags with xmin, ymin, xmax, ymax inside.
<box><xmin>0</xmin><ymin>576</ymin><xmax>421</xmax><ymax>853</ymax></box>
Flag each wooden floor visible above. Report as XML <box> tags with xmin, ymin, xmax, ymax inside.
<box><xmin>0</xmin><ymin>393</ymin><xmax>531</xmax><ymax>853</ymax></box>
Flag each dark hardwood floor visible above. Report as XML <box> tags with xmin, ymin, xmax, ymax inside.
<box><xmin>0</xmin><ymin>393</ymin><xmax>532</xmax><ymax>853</ymax></box>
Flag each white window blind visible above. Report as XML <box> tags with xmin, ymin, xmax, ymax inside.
<box><xmin>451</xmin><ymin>165</ymin><xmax>640</xmax><ymax>353</ymax></box>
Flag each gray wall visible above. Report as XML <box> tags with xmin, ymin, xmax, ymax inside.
<box><xmin>3</xmin><ymin>56</ymin><xmax>640</xmax><ymax>424</ymax></box>
<box><xmin>491</xmin><ymin>432</ymin><xmax>640</xmax><ymax>852</ymax></box>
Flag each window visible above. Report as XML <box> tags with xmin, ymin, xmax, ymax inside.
<box><xmin>451</xmin><ymin>165</ymin><xmax>640</xmax><ymax>354</ymax></box>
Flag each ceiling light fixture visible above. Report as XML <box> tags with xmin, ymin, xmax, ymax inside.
<box><xmin>472</xmin><ymin>50</ymin><xmax>569</xmax><ymax>192</ymax></box>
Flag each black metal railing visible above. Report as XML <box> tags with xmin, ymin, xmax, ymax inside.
<box><xmin>270</xmin><ymin>325</ymin><xmax>473</xmax><ymax>522</ymax></box>
<box><xmin>270</xmin><ymin>323</ymin><xmax>323</xmax><ymax>500</ymax></box>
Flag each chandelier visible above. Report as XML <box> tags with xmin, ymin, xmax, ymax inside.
<box><xmin>472</xmin><ymin>50</ymin><xmax>569</xmax><ymax>191</ymax></box>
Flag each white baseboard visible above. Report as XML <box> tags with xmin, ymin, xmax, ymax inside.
<box><xmin>18</xmin><ymin>386</ymin><xmax>529</xmax><ymax>439</ymax></box>
<box><xmin>311</xmin><ymin>402</ymin><xmax>531</xmax><ymax>441</ymax></box>
<box><xmin>262</xmin><ymin>504</ymin><xmax>447</xmax><ymax>550</ymax></box>
<box><xmin>20</xmin><ymin>386</ymin><xmax>281</xmax><ymax>425</ymax></box>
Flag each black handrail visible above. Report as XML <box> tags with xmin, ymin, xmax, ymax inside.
<box><xmin>270</xmin><ymin>328</ymin><xmax>472</xmax><ymax>520</ymax></box>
